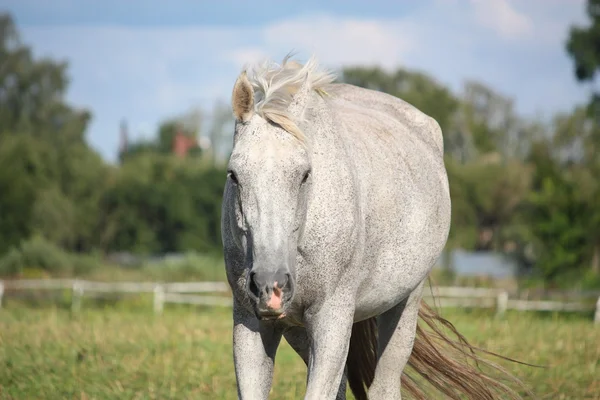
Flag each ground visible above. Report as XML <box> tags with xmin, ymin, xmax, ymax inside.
<box><xmin>0</xmin><ymin>303</ymin><xmax>598</xmax><ymax>399</ymax></box>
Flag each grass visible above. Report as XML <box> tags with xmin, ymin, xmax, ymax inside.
<box><xmin>0</xmin><ymin>305</ymin><xmax>598</xmax><ymax>399</ymax></box>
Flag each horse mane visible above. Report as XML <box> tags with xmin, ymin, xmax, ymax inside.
<box><xmin>244</xmin><ymin>54</ymin><xmax>336</xmax><ymax>141</ymax></box>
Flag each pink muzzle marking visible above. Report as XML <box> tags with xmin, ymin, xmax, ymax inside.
<box><xmin>266</xmin><ymin>281</ymin><xmax>283</xmax><ymax>310</ymax></box>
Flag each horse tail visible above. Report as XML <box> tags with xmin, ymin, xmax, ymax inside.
<box><xmin>346</xmin><ymin>302</ymin><xmax>535</xmax><ymax>400</ymax></box>
<box><xmin>405</xmin><ymin>301</ymin><xmax>534</xmax><ymax>399</ymax></box>
<box><xmin>346</xmin><ymin>317</ymin><xmax>377</xmax><ymax>400</ymax></box>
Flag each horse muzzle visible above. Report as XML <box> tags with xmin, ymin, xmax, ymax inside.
<box><xmin>246</xmin><ymin>268</ymin><xmax>294</xmax><ymax>320</ymax></box>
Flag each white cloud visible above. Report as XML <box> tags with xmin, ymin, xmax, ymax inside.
<box><xmin>225</xmin><ymin>15</ymin><xmax>415</xmax><ymax>73</ymax></box>
<box><xmin>263</xmin><ymin>15</ymin><xmax>414</xmax><ymax>70</ymax></box>
<box><xmin>470</xmin><ymin>0</ymin><xmax>533</xmax><ymax>39</ymax></box>
<box><xmin>514</xmin><ymin>0</ymin><xmax>587</xmax><ymax>46</ymax></box>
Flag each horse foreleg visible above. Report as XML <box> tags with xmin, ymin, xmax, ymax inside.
<box><xmin>283</xmin><ymin>327</ymin><xmax>348</xmax><ymax>400</ymax></box>
<box><xmin>303</xmin><ymin>299</ymin><xmax>355</xmax><ymax>400</ymax></box>
<box><xmin>368</xmin><ymin>280</ymin><xmax>425</xmax><ymax>399</ymax></box>
<box><xmin>232</xmin><ymin>299</ymin><xmax>282</xmax><ymax>400</ymax></box>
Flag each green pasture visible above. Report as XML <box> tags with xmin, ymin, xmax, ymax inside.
<box><xmin>0</xmin><ymin>303</ymin><xmax>598</xmax><ymax>400</ymax></box>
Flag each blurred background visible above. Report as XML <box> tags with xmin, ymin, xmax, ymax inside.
<box><xmin>0</xmin><ymin>1</ymin><xmax>599</xmax><ymax>399</ymax></box>
<box><xmin>1</xmin><ymin>0</ymin><xmax>598</xmax><ymax>289</ymax></box>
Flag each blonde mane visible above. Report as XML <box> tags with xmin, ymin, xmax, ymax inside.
<box><xmin>245</xmin><ymin>55</ymin><xmax>336</xmax><ymax>141</ymax></box>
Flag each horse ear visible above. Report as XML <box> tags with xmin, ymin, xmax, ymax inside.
<box><xmin>287</xmin><ymin>71</ymin><xmax>311</xmax><ymax>120</ymax></box>
<box><xmin>232</xmin><ymin>71</ymin><xmax>254</xmax><ymax>122</ymax></box>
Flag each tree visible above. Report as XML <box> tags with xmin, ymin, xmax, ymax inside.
<box><xmin>0</xmin><ymin>14</ymin><xmax>91</xmax><ymax>142</ymax></box>
<box><xmin>0</xmin><ymin>134</ymin><xmax>59</xmax><ymax>254</ymax></box>
<box><xmin>521</xmin><ymin>169</ymin><xmax>589</xmax><ymax>285</ymax></box>
<box><xmin>99</xmin><ymin>153</ymin><xmax>226</xmax><ymax>255</ymax></box>
<box><xmin>504</xmin><ymin>111</ymin><xmax>600</xmax><ymax>285</ymax></box>
<box><xmin>455</xmin><ymin>81</ymin><xmax>539</xmax><ymax>163</ymax></box>
<box><xmin>447</xmin><ymin>154</ymin><xmax>533</xmax><ymax>253</ymax></box>
<box><xmin>0</xmin><ymin>12</ymin><xmax>232</xmax><ymax>266</ymax></box>
<box><xmin>566</xmin><ymin>0</ymin><xmax>600</xmax><ymax>87</ymax></box>
<box><xmin>0</xmin><ymin>13</ymin><xmax>108</xmax><ymax>255</ymax></box>
<box><xmin>565</xmin><ymin>0</ymin><xmax>600</xmax><ymax>274</ymax></box>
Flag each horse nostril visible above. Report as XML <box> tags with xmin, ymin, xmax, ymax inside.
<box><xmin>281</xmin><ymin>273</ymin><xmax>292</xmax><ymax>290</ymax></box>
<box><xmin>248</xmin><ymin>271</ymin><xmax>260</xmax><ymax>299</ymax></box>
<box><xmin>272</xmin><ymin>269</ymin><xmax>289</xmax><ymax>289</ymax></box>
<box><xmin>247</xmin><ymin>269</ymin><xmax>293</xmax><ymax>303</ymax></box>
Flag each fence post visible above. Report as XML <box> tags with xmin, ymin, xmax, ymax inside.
<box><xmin>71</xmin><ymin>280</ymin><xmax>83</xmax><ymax>312</ymax></box>
<box><xmin>154</xmin><ymin>284</ymin><xmax>165</xmax><ymax>315</ymax></box>
<box><xmin>594</xmin><ymin>296</ymin><xmax>600</xmax><ymax>325</ymax></box>
<box><xmin>496</xmin><ymin>290</ymin><xmax>508</xmax><ymax>317</ymax></box>
<box><xmin>0</xmin><ymin>281</ymin><xmax>4</xmax><ymax>309</ymax></box>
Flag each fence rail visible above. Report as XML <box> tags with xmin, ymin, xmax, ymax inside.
<box><xmin>0</xmin><ymin>279</ymin><xmax>231</xmax><ymax>314</ymax></box>
<box><xmin>1</xmin><ymin>279</ymin><xmax>599</xmax><ymax>324</ymax></box>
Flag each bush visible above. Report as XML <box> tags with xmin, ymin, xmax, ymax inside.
<box><xmin>19</xmin><ymin>235</ymin><xmax>72</xmax><ymax>275</ymax></box>
<box><xmin>0</xmin><ymin>247</ymin><xmax>24</xmax><ymax>276</ymax></box>
<box><xmin>141</xmin><ymin>251</ymin><xmax>226</xmax><ymax>282</ymax></box>
<box><xmin>579</xmin><ymin>269</ymin><xmax>600</xmax><ymax>290</ymax></box>
<box><xmin>72</xmin><ymin>253</ymin><xmax>102</xmax><ymax>276</ymax></box>
<box><xmin>0</xmin><ymin>236</ymin><xmax>73</xmax><ymax>277</ymax></box>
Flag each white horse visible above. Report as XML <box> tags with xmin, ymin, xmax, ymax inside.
<box><xmin>221</xmin><ymin>55</ymin><xmax>527</xmax><ymax>399</ymax></box>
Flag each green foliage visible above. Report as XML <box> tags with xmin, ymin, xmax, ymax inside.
<box><xmin>566</xmin><ymin>0</ymin><xmax>600</xmax><ymax>83</ymax></box>
<box><xmin>71</xmin><ymin>253</ymin><xmax>103</xmax><ymax>276</ymax></box>
<box><xmin>55</xmin><ymin>142</ymin><xmax>109</xmax><ymax>252</ymax></box>
<box><xmin>0</xmin><ymin>235</ymin><xmax>71</xmax><ymax>276</ymax></box>
<box><xmin>0</xmin><ymin>134</ymin><xmax>59</xmax><ymax>253</ymax></box>
<box><xmin>525</xmin><ymin>176</ymin><xmax>589</xmax><ymax>284</ymax></box>
<box><xmin>0</xmin><ymin>236</ymin><xmax>108</xmax><ymax>278</ymax></box>
<box><xmin>0</xmin><ymin>117</ymin><xmax>108</xmax><ymax>257</ymax></box>
<box><xmin>0</xmin><ymin>247</ymin><xmax>24</xmax><ymax>276</ymax></box>
<box><xmin>446</xmin><ymin>155</ymin><xmax>533</xmax><ymax>251</ymax></box>
<box><xmin>19</xmin><ymin>235</ymin><xmax>72</xmax><ymax>274</ymax></box>
<box><xmin>99</xmin><ymin>153</ymin><xmax>226</xmax><ymax>255</ymax></box>
<box><xmin>140</xmin><ymin>252</ymin><xmax>226</xmax><ymax>282</ymax></box>
<box><xmin>504</xmin><ymin>135</ymin><xmax>600</xmax><ymax>286</ymax></box>
<box><xmin>64</xmin><ymin>252</ymin><xmax>226</xmax><ymax>283</ymax></box>
<box><xmin>0</xmin><ymin>15</ymin><xmax>91</xmax><ymax>142</ymax></box>
<box><xmin>0</xmin><ymin>13</ymin><xmax>226</xmax><ymax>265</ymax></box>
<box><xmin>0</xmin><ymin>14</ymin><xmax>109</xmax><ymax>256</ymax></box>
<box><xmin>565</xmin><ymin>4</ymin><xmax>600</xmax><ymax>279</ymax></box>
<box><xmin>30</xmin><ymin>187</ymin><xmax>77</xmax><ymax>248</ymax></box>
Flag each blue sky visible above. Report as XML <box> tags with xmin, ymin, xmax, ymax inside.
<box><xmin>3</xmin><ymin>0</ymin><xmax>591</xmax><ymax>162</ymax></box>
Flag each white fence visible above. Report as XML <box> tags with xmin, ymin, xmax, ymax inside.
<box><xmin>423</xmin><ymin>286</ymin><xmax>600</xmax><ymax>324</ymax></box>
<box><xmin>0</xmin><ymin>279</ymin><xmax>599</xmax><ymax>324</ymax></box>
<box><xmin>0</xmin><ymin>279</ymin><xmax>231</xmax><ymax>314</ymax></box>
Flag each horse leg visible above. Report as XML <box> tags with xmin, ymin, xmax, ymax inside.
<box><xmin>303</xmin><ymin>298</ymin><xmax>355</xmax><ymax>400</ymax></box>
<box><xmin>283</xmin><ymin>327</ymin><xmax>348</xmax><ymax>400</ymax></box>
<box><xmin>232</xmin><ymin>299</ymin><xmax>283</xmax><ymax>400</ymax></box>
<box><xmin>367</xmin><ymin>280</ymin><xmax>425</xmax><ymax>399</ymax></box>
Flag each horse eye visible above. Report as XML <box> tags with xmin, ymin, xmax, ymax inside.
<box><xmin>228</xmin><ymin>170</ymin><xmax>239</xmax><ymax>185</ymax></box>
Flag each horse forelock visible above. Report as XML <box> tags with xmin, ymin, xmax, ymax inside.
<box><xmin>244</xmin><ymin>54</ymin><xmax>336</xmax><ymax>143</ymax></box>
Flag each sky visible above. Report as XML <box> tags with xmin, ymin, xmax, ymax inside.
<box><xmin>2</xmin><ymin>0</ymin><xmax>592</xmax><ymax>163</ymax></box>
